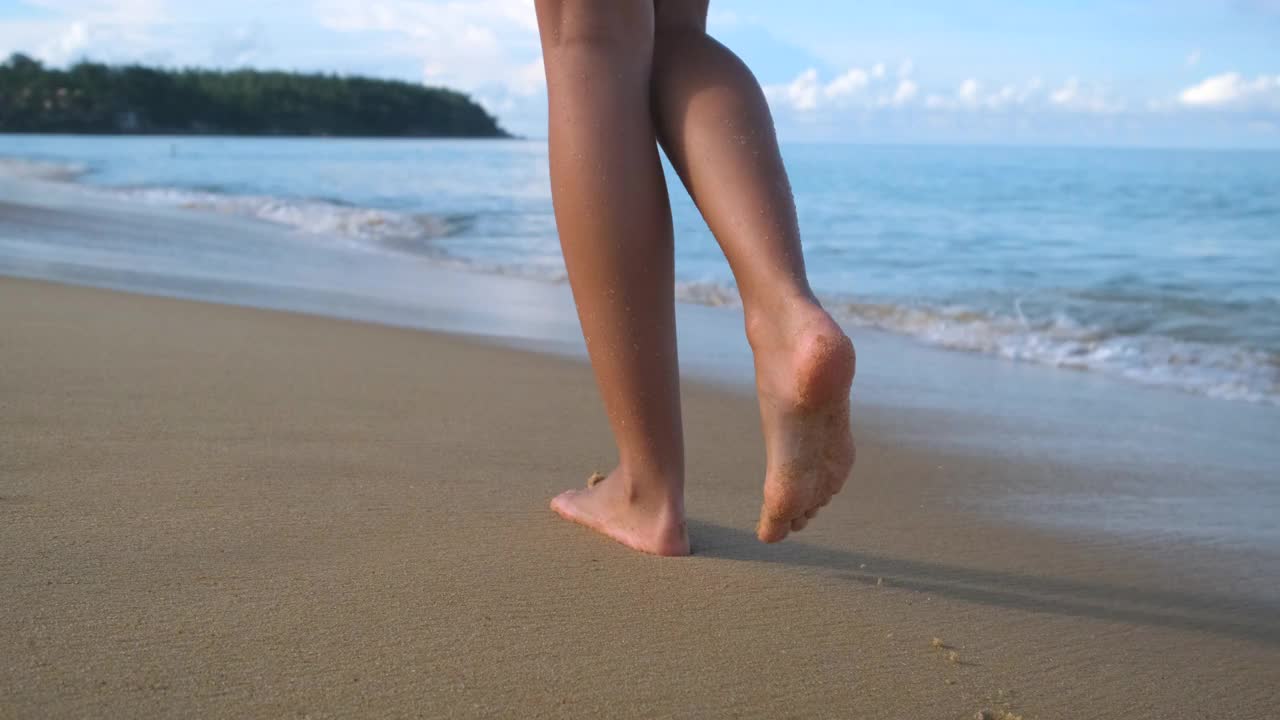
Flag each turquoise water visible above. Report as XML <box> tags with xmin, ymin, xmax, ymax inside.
<box><xmin>2</xmin><ymin>136</ymin><xmax>1278</xmax><ymax>404</ymax></box>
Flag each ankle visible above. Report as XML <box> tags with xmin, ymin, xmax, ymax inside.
<box><xmin>743</xmin><ymin>290</ymin><xmax>826</xmax><ymax>352</ymax></box>
<box><xmin>611</xmin><ymin>462</ymin><xmax>685</xmax><ymax>511</ymax></box>
<box><xmin>614</xmin><ymin>453</ymin><xmax>686</xmax><ymax>486</ymax></box>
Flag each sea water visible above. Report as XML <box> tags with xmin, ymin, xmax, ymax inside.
<box><xmin>1</xmin><ymin>135</ymin><xmax>1278</xmax><ymax>405</ymax></box>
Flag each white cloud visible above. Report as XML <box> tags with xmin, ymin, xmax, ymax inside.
<box><xmin>212</xmin><ymin>23</ymin><xmax>269</xmax><ymax>67</ymax></box>
<box><xmin>770</xmin><ymin>69</ymin><xmax>1052</xmax><ymax>114</ymax></box>
<box><xmin>762</xmin><ymin>67</ymin><xmax>1141</xmax><ymax>121</ymax></box>
<box><xmin>313</xmin><ymin>0</ymin><xmax>540</xmax><ymax>97</ymax></box>
<box><xmin>771</xmin><ymin>66</ymin><xmax>885</xmax><ymax>110</ymax></box>
<box><xmin>1049</xmin><ymin>77</ymin><xmax>1079</xmax><ymax>105</ymax></box>
<box><xmin>824</xmin><ymin>68</ymin><xmax>869</xmax><ymax>100</ymax></box>
<box><xmin>509</xmin><ymin>57</ymin><xmax>545</xmax><ymax>97</ymax></box>
<box><xmin>25</xmin><ymin>0</ymin><xmax>167</xmax><ymax>25</ymax></box>
<box><xmin>39</xmin><ymin>21</ymin><xmax>90</xmax><ymax>64</ymax></box>
<box><xmin>1178</xmin><ymin>72</ymin><xmax>1280</xmax><ymax>108</ymax></box>
<box><xmin>986</xmin><ymin>84</ymin><xmax>1018</xmax><ymax>109</ymax></box>
<box><xmin>0</xmin><ymin>0</ymin><xmax>171</xmax><ymax>65</ymax></box>
<box><xmin>778</xmin><ymin>68</ymin><xmax>821</xmax><ymax>110</ymax></box>
<box><xmin>1186</xmin><ymin>48</ymin><xmax>1201</xmax><ymax>67</ymax></box>
<box><xmin>1017</xmin><ymin>78</ymin><xmax>1042</xmax><ymax>105</ymax></box>
<box><xmin>1049</xmin><ymin>76</ymin><xmax>1122</xmax><ymax>113</ymax></box>
<box><xmin>891</xmin><ymin>78</ymin><xmax>918</xmax><ymax>106</ymax></box>
<box><xmin>871</xmin><ymin>62</ymin><xmax>886</xmax><ymax>79</ymax></box>
<box><xmin>920</xmin><ymin>77</ymin><xmax>1045</xmax><ymax>111</ymax></box>
<box><xmin>770</xmin><ymin>65</ymin><xmax>936</xmax><ymax>111</ymax></box>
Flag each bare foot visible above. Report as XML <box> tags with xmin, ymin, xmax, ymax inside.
<box><xmin>748</xmin><ymin>300</ymin><xmax>856</xmax><ymax>543</ymax></box>
<box><xmin>550</xmin><ymin>469</ymin><xmax>690</xmax><ymax>556</ymax></box>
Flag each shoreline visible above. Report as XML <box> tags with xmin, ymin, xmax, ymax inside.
<box><xmin>1</xmin><ymin>171</ymin><xmax>1278</xmax><ymax>555</ymax></box>
<box><xmin>3</xmin><ymin>146</ymin><xmax>1277</xmax><ymax>409</ymax></box>
<box><xmin>3</xmin><ymin>276</ymin><xmax>1279</xmax><ymax>717</ymax></box>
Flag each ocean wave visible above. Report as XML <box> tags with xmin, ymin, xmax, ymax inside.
<box><xmin>679</xmin><ymin>272</ymin><xmax>1279</xmax><ymax>405</ymax></box>
<box><xmin>825</xmin><ymin>296</ymin><xmax>1279</xmax><ymax>404</ymax></box>
<box><xmin>100</xmin><ymin>186</ymin><xmax>454</xmax><ymax>247</ymax></box>
<box><xmin>0</xmin><ymin>157</ymin><xmax>88</xmax><ymax>182</ymax></box>
<box><xmin>407</xmin><ymin>258</ymin><xmax>1280</xmax><ymax>405</ymax></box>
<box><xmin>42</xmin><ymin>177</ymin><xmax>1279</xmax><ymax>406</ymax></box>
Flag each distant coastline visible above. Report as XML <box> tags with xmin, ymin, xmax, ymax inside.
<box><xmin>0</xmin><ymin>54</ymin><xmax>510</xmax><ymax>139</ymax></box>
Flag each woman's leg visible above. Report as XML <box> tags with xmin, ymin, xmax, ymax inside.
<box><xmin>652</xmin><ymin>1</ymin><xmax>856</xmax><ymax>543</ymax></box>
<box><xmin>535</xmin><ymin>0</ymin><xmax>689</xmax><ymax>555</ymax></box>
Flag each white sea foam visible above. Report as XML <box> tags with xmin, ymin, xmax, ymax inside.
<box><xmin>101</xmin><ymin>186</ymin><xmax>451</xmax><ymax>247</ymax></box>
<box><xmin>420</xmin><ymin>262</ymin><xmax>1280</xmax><ymax>405</ymax></box>
<box><xmin>831</xmin><ymin>296</ymin><xmax>1280</xmax><ymax>404</ymax></box>
<box><xmin>47</xmin><ymin>178</ymin><xmax>1280</xmax><ymax>407</ymax></box>
<box><xmin>0</xmin><ymin>157</ymin><xmax>87</xmax><ymax>182</ymax></box>
<box><xmin>672</xmin><ymin>274</ymin><xmax>1277</xmax><ymax>405</ymax></box>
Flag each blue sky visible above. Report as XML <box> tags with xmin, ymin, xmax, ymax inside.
<box><xmin>2</xmin><ymin>0</ymin><xmax>1278</xmax><ymax>146</ymax></box>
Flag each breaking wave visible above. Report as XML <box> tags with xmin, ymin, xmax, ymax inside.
<box><xmin>6</xmin><ymin>159</ymin><xmax>1273</xmax><ymax>407</ymax></box>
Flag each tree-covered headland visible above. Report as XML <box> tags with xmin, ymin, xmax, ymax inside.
<box><xmin>0</xmin><ymin>54</ymin><xmax>509</xmax><ymax>138</ymax></box>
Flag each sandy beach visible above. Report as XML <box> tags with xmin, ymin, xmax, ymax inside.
<box><xmin>3</xmin><ymin>275</ymin><xmax>1278</xmax><ymax>718</ymax></box>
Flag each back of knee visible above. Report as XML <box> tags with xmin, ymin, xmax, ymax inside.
<box><xmin>538</xmin><ymin>1</ymin><xmax>652</xmax><ymax>56</ymax></box>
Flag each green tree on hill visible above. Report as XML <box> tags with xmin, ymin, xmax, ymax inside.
<box><xmin>0</xmin><ymin>54</ymin><xmax>510</xmax><ymax>138</ymax></box>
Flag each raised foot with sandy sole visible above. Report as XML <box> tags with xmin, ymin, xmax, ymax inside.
<box><xmin>753</xmin><ymin>315</ymin><xmax>856</xmax><ymax>544</ymax></box>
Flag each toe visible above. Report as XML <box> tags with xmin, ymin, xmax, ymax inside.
<box><xmin>757</xmin><ymin>515</ymin><xmax>791</xmax><ymax>543</ymax></box>
<box><xmin>805</xmin><ymin>507</ymin><xmax>820</xmax><ymax>519</ymax></box>
<box><xmin>791</xmin><ymin>516</ymin><xmax>809</xmax><ymax>531</ymax></box>
<box><xmin>549</xmin><ymin>488</ymin><xmax>580</xmax><ymax>515</ymax></box>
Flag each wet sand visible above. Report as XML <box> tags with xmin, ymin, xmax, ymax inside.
<box><xmin>2</xmin><ymin>276</ymin><xmax>1279</xmax><ymax>719</ymax></box>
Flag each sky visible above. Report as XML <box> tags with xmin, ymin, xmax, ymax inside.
<box><xmin>1</xmin><ymin>0</ymin><xmax>1279</xmax><ymax>147</ymax></box>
